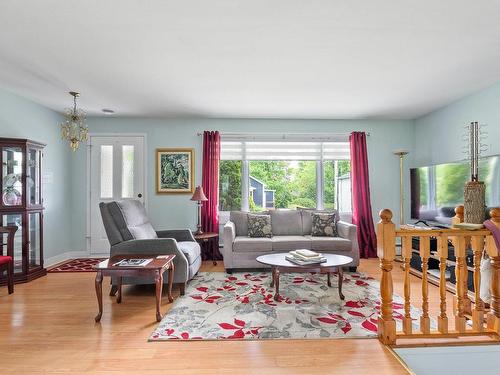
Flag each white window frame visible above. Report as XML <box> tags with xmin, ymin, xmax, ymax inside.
<box><xmin>219</xmin><ymin>133</ymin><xmax>352</xmax><ymax>213</ymax></box>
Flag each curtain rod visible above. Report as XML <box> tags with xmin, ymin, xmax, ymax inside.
<box><xmin>196</xmin><ymin>132</ymin><xmax>370</xmax><ymax>137</ymax></box>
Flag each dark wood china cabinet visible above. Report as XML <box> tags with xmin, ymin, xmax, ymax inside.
<box><xmin>0</xmin><ymin>138</ymin><xmax>46</xmax><ymax>284</ymax></box>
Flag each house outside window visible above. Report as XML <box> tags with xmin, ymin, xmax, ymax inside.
<box><xmin>249</xmin><ymin>176</ymin><xmax>275</xmax><ymax>210</ymax></box>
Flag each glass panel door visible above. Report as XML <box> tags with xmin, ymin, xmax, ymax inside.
<box><xmin>2</xmin><ymin>213</ymin><xmax>23</xmax><ymax>274</ymax></box>
<box><xmin>27</xmin><ymin>148</ymin><xmax>41</xmax><ymax>206</ymax></box>
<box><xmin>2</xmin><ymin>147</ymin><xmax>23</xmax><ymax>206</ymax></box>
<box><xmin>89</xmin><ymin>136</ymin><xmax>144</xmax><ymax>254</ymax></box>
<box><xmin>28</xmin><ymin>212</ymin><xmax>41</xmax><ymax>269</ymax></box>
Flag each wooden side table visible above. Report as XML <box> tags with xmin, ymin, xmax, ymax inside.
<box><xmin>194</xmin><ymin>232</ymin><xmax>219</xmax><ymax>265</ymax></box>
<box><xmin>93</xmin><ymin>254</ymin><xmax>175</xmax><ymax>323</ymax></box>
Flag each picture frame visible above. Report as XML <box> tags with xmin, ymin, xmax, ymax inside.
<box><xmin>156</xmin><ymin>148</ymin><xmax>195</xmax><ymax>194</ymax></box>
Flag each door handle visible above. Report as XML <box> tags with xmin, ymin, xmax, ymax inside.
<box><xmin>137</xmin><ymin>193</ymin><xmax>143</xmax><ymax>198</ymax></box>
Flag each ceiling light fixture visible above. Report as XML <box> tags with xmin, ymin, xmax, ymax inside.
<box><xmin>60</xmin><ymin>91</ymin><xmax>88</xmax><ymax>152</ymax></box>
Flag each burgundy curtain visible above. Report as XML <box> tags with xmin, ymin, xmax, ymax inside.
<box><xmin>350</xmin><ymin>132</ymin><xmax>377</xmax><ymax>258</ymax></box>
<box><xmin>201</xmin><ymin>131</ymin><xmax>222</xmax><ymax>260</ymax></box>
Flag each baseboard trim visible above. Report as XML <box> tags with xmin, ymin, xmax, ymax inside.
<box><xmin>45</xmin><ymin>251</ymin><xmax>109</xmax><ymax>268</ymax></box>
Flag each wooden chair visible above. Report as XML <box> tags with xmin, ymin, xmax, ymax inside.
<box><xmin>0</xmin><ymin>226</ymin><xmax>17</xmax><ymax>294</ymax></box>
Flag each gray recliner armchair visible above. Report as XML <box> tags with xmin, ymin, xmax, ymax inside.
<box><xmin>99</xmin><ymin>200</ymin><xmax>202</xmax><ymax>295</ymax></box>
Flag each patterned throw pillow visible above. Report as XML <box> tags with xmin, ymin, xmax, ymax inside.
<box><xmin>311</xmin><ymin>212</ymin><xmax>338</xmax><ymax>237</ymax></box>
<box><xmin>247</xmin><ymin>214</ymin><xmax>273</xmax><ymax>238</ymax></box>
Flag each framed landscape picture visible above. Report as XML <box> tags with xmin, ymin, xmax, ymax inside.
<box><xmin>156</xmin><ymin>148</ymin><xmax>195</xmax><ymax>194</ymax></box>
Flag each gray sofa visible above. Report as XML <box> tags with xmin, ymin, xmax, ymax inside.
<box><xmin>222</xmin><ymin>209</ymin><xmax>359</xmax><ymax>272</ymax></box>
<box><xmin>99</xmin><ymin>200</ymin><xmax>202</xmax><ymax>295</ymax></box>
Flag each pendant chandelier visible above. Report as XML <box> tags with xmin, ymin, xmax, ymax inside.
<box><xmin>60</xmin><ymin>91</ymin><xmax>88</xmax><ymax>152</ymax></box>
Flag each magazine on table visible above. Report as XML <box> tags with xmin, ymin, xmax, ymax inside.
<box><xmin>113</xmin><ymin>258</ymin><xmax>153</xmax><ymax>267</ymax></box>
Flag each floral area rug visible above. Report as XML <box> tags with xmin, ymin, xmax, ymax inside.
<box><xmin>150</xmin><ymin>271</ymin><xmax>424</xmax><ymax>341</ymax></box>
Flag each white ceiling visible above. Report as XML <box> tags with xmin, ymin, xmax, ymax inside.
<box><xmin>1</xmin><ymin>1</ymin><xmax>500</xmax><ymax>119</ymax></box>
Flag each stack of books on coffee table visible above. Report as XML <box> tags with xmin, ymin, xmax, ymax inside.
<box><xmin>285</xmin><ymin>249</ymin><xmax>327</xmax><ymax>265</ymax></box>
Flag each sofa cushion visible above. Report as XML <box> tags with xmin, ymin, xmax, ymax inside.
<box><xmin>300</xmin><ymin>209</ymin><xmax>339</xmax><ymax>235</ymax></box>
<box><xmin>306</xmin><ymin>236</ymin><xmax>352</xmax><ymax>252</ymax></box>
<box><xmin>270</xmin><ymin>210</ymin><xmax>303</xmax><ymax>236</ymax></box>
<box><xmin>108</xmin><ymin>200</ymin><xmax>158</xmax><ymax>240</ymax></box>
<box><xmin>230</xmin><ymin>211</ymin><xmax>269</xmax><ymax>236</ymax></box>
<box><xmin>247</xmin><ymin>214</ymin><xmax>273</xmax><ymax>238</ymax></box>
<box><xmin>233</xmin><ymin>236</ymin><xmax>273</xmax><ymax>252</ymax></box>
<box><xmin>271</xmin><ymin>236</ymin><xmax>311</xmax><ymax>251</ymax></box>
<box><xmin>177</xmin><ymin>241</ymin><xmax>201</xmax><ymax>264</ymax></box>
<box><xmin>230</xmin><ymin>211</ymin><xmax>249</xmax><ymax>236</ymax></box>
<box><xmin>311</xmin><ymin>212</ymin><xmax>338</xmax><ymax>237</ymax></box>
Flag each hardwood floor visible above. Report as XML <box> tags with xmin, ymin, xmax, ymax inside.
<box><xmin>0</xmin><ymin>258</ymin><xmax>451</xmax><ymax>374</ymax></box>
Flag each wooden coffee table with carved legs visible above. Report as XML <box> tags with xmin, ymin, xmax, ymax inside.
<box><xmin>256</xmin><ymin>253</ymin><xmax>353</xmax><ymax>301</ymax></box>
<box><xmin>93</xmin><ymin>254</ymin><xmax>175</xmax><ymax>323</ymax></box>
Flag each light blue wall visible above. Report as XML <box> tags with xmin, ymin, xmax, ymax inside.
<box><xmin>414</xmin><ymin>81</ymin><xmax>500</xmax><ymax>167</ymax></box>
<box><xmin>2</xmin><ymin>76</ymin><xmax>499</xmax><ymax>257</ymax></box>
<box><xmin>0</xmin><ymin>87</ymin><xmax>74</xmax><ymax>259</ymax></box>
<box><xmin>71</xmin><ymin>118</ymin><xmax>414</xmax><ymax>252</ymax></box>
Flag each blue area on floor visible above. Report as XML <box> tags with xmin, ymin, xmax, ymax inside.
<box><xmin>394</xmin><ymin>345</ymin><xmax>500</xmax><ymax>375</ymax></box>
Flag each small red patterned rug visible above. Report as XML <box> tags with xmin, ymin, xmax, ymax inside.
<box><xmin>48</xmin><ymin>258</ymin><xmax>106</xmax><ymax>273</ymax></box>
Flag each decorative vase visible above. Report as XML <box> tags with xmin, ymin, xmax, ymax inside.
<box><xmin>464</xmin><ymin>181</ymin><xmax>486</xmax><ymax>224</ymax></box>
<box><xmin>2</xmin><ymin>189</ymin><xmax>20</xmax><ymax>206</ymax></box>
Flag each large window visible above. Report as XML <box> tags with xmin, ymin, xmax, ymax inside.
<box><xmin>218</xmin><ymin>136</ymin><xmax>351</xmax><ymax>212</ymax></box>
<box><xmin>219</xmin><ymin>160</ymin><xmax>242</xmax><ymax>211</ymax></box>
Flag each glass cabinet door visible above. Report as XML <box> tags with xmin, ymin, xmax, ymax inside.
<box><xmin>1</xmin><ymin>213</ymin><xmax>24</xmax><ymax>274</ymax></box>
<box><xmin>28</xmin><ymin>212</ymin><xmax>41</xmax><ymax>270</ymax></box>
<box><xmin>27</xmin><ymin>148</ymin><xmax>41</xmax><ymax>206</ymax></box>
<box><xmin>2</xmin><ymin>147</ymin><xmax>23</xmax><ymax>206</ymax></box>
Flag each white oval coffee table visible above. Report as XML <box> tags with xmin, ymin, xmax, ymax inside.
<box><xmin>256</xmin><ymin>253</ymin><xmax>353</xmax><ymax>301</ymax></box>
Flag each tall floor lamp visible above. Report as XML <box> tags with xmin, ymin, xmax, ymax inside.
<box><xmin>191</xmin><ymin>186</ymin><xmax>208</xmax><ymax>235</ymax></box>
<box><xmin>393</xmin><ymin>149</ymin><xmax>409</xmax><ymax>226</ymax></box>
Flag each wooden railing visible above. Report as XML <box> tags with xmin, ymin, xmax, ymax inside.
<box><xmin>377</xmin><ymin>206</ymin><xmax>500</xmax><ymax>345</ymax></box>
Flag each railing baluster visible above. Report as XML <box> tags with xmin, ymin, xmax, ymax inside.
<box><xmin>402</xmin><ymin>236</ymin><xmax>412</xmax><ymax>334</ymax></box>
<box><xmin>377</xmin><ymin>206</ymin><xmax>500</xmax><ymax>345</ymax></box>
<box><xmin>419</xmin><ymin>236</ymin><xmax>431</xmax><ymax>334</ymax></box>
<box><xmin>377</xmin><ymin>209</ymin><xmax>396</xmax><ymax>345</ymax></box>
<box><xmin>452</xmin><ymin>205</ymin><xmax>472</xmax><ymax>315</ymax></box>
<box><xmin>454</xmin><ymin>236</ymin><xmax>467</xmax><ymax>333</ymax></box>
<box><xmin>437</xmin><ymin>236</ymin><xmax>449</xmax><ymax>333</ymax></box>
<box><xmin>472</xmin><ymin>235</ymin><xmax>485</xmax><ymax>331</ymax></box>
<box><xmin>487</xmin><ymin>208</ymin><xmax>500</xmax><ymax>335</ymax></box>
<box><xmin>488</xmin><ymin>250</ymin><xmax>500</xmax><ymax>335</ymax></box>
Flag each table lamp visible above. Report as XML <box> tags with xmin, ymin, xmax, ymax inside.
<box><xmin>191</xmin><ymin>186</ymin><xmax>208</xmax><ymax>235</ymax></box>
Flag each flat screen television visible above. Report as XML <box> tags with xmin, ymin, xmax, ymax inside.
<box><xmin>410</xmin><ymin>155</ymin><xmax>500</xmax><ymax>226</ymax></box>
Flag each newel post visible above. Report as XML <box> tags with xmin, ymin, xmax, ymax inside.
<box><xmin>487</xmin><ymin>208</ymin><xmax>500</xmax><ymax>335</ymax></box>
<box><xmin>451</xmin><ymin>205</ymin><xmax>465</xmax><ymax>226</ymax></box>
<box><xmin>377</xmin><ymin>209</ymin><xmax>396</xmax><ymax>345</ymax></box>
